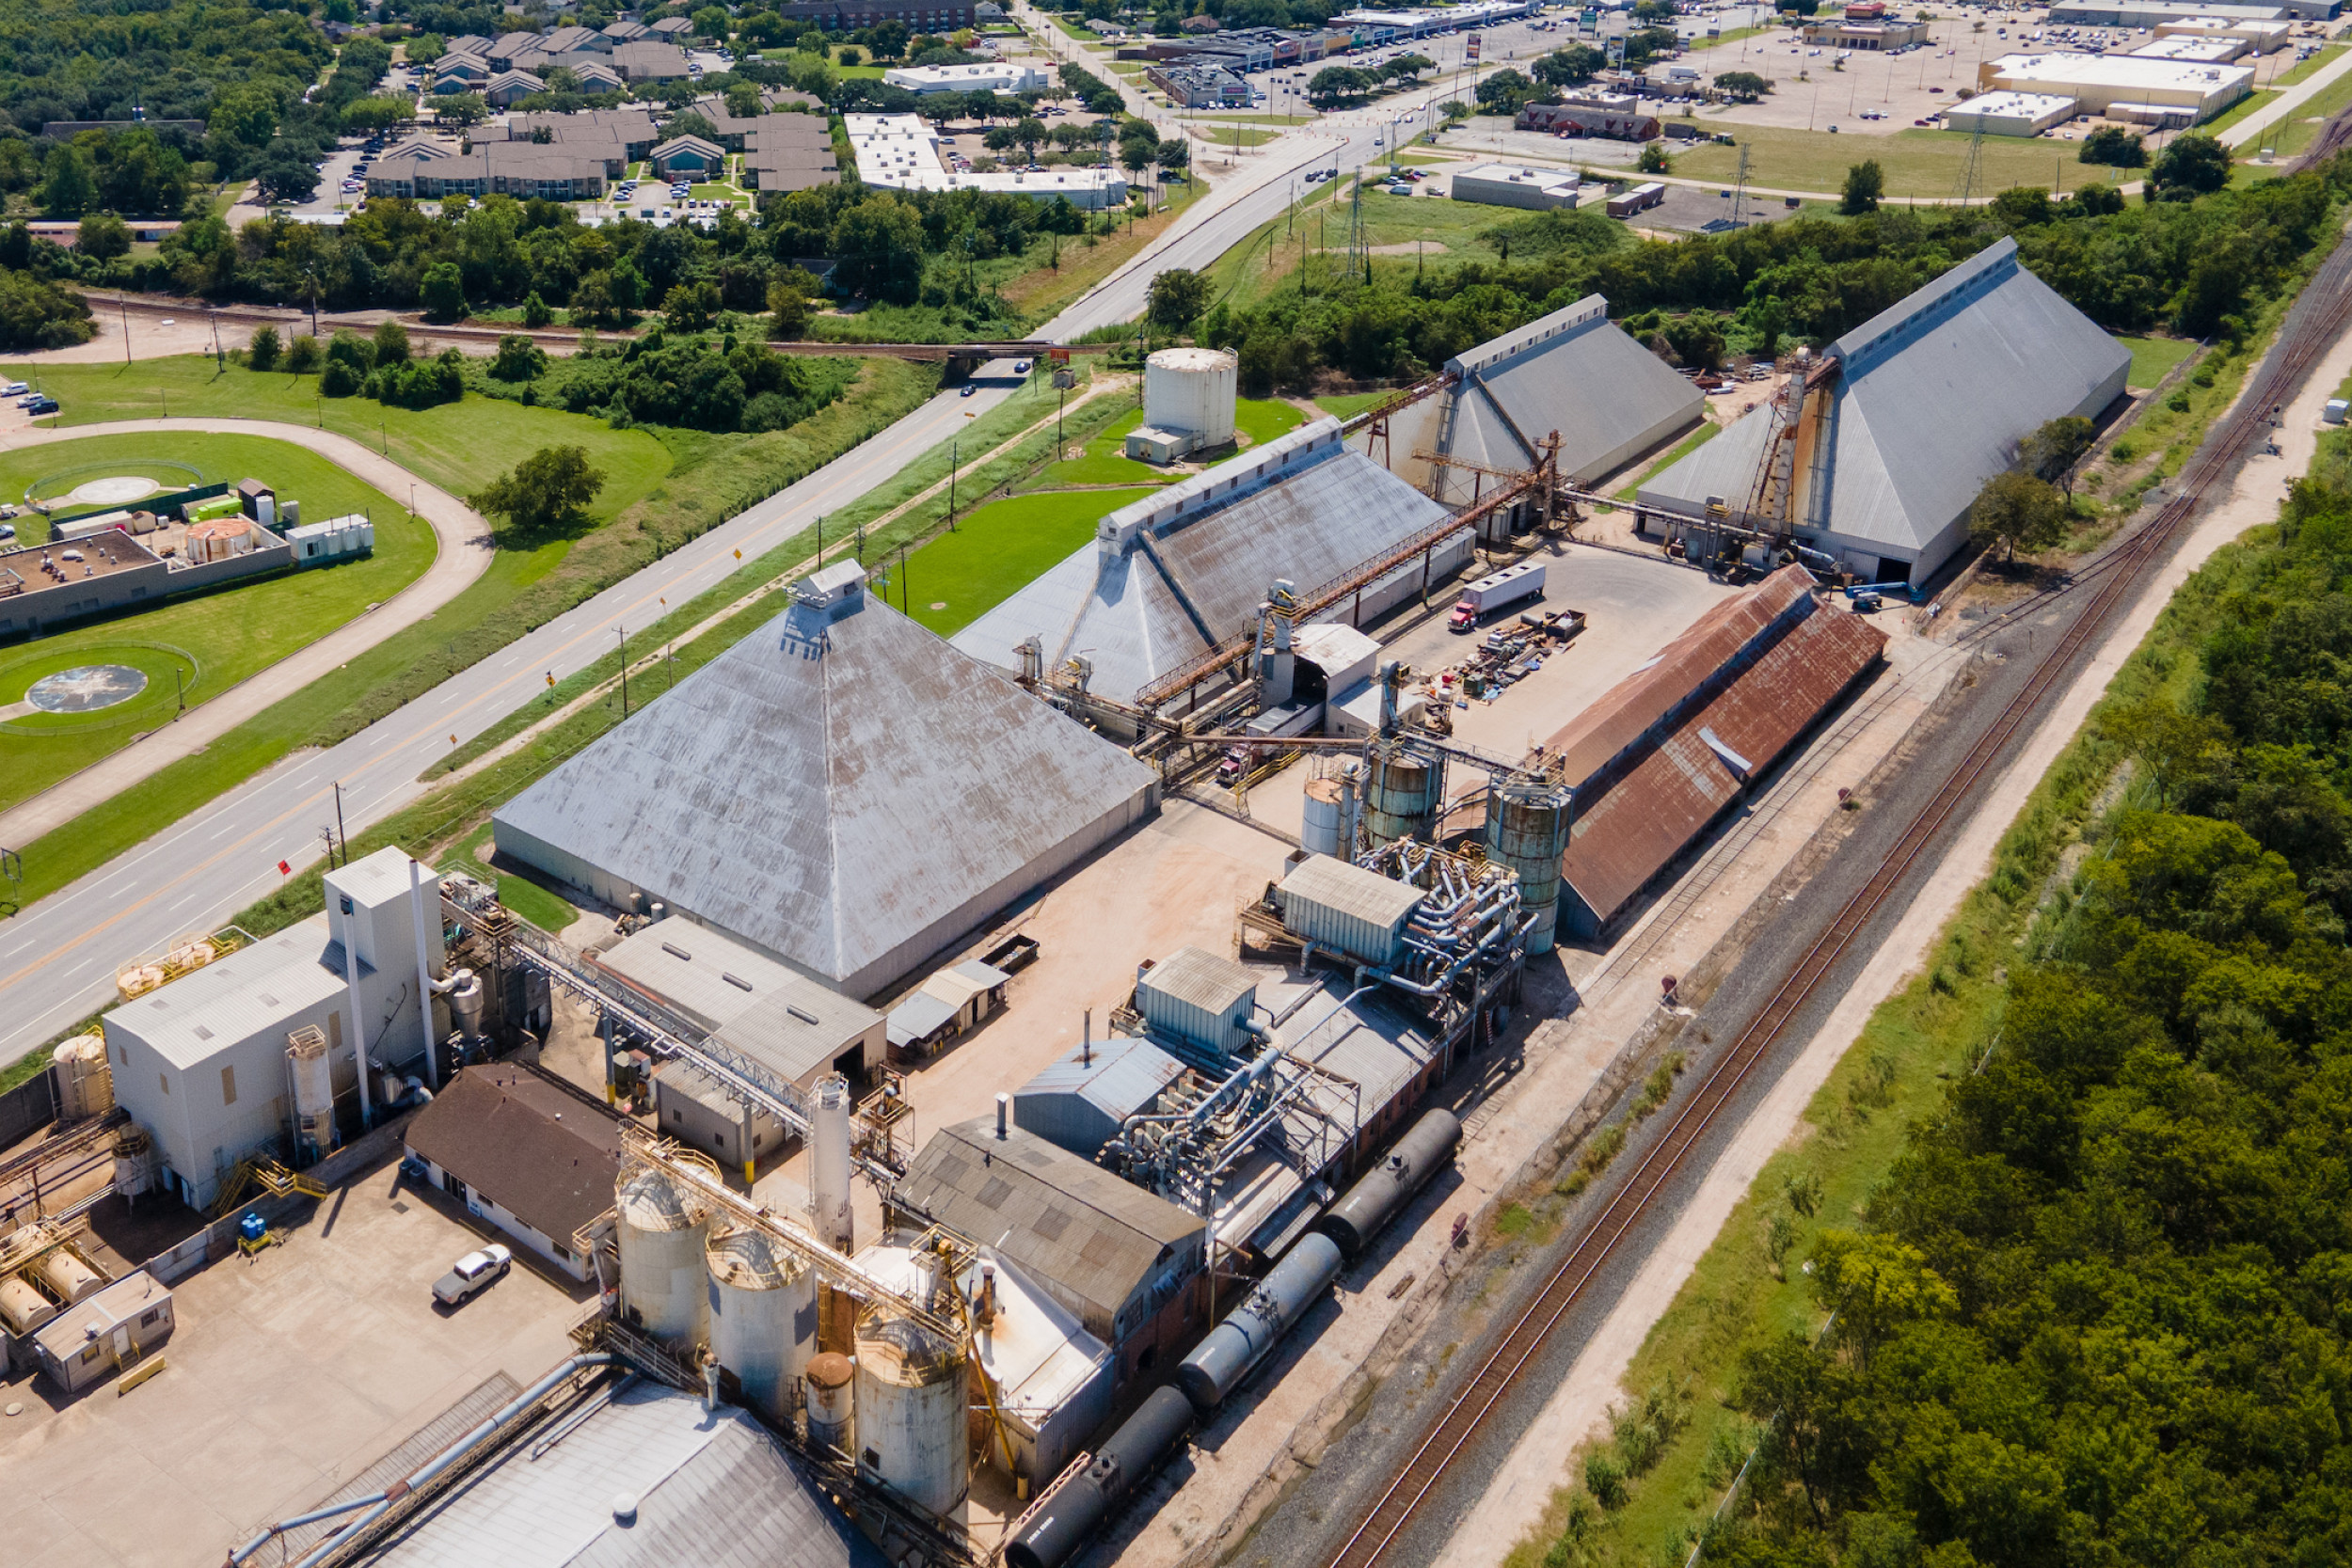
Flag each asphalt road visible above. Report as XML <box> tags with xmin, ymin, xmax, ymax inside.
<box><xmin>0</xmin><ymin>105</ymin><xmax>1390</xmax><ymax>1068</ymax></box>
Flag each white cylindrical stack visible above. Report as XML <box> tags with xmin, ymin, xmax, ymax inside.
<box><xmin>811</xmin><ymin>1075</ymin><xmax>853</xmax><ymax>1254</ymax></box>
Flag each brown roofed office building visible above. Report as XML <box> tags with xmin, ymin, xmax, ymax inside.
<box><xmin>894</xmin><ymin>1117</ymin><xmax>1207</xmax><ymax>1379</ymax></box>
<box><xmin>402</xmin><ymin>1062</ymin><xmax>628</xmax><ymax>1281</ymax></box>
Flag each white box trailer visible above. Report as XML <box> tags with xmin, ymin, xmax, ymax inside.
<box><xmin>1448</xmin><ymin>561</ymin><xmax>1547</xmax><ymax>630</ymax></box>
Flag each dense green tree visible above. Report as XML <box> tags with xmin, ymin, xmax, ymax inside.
<box><xmin>2080</xmin><ymin>124</ymin><xmax>2147</xmax><ymax>167</ymax></box>
<box><xmin>1840</xmin><ymin>159</ymin><xmax>1883</xmax><ymax>215</ymax></box>
<box><xmin>2149</xmin><ymin>133</ymin><xmax>2231</xmax><ymax>200</ymax></box>
<box><xmin>420</xmin><ymin>261</ymin><xmax>467</xmax><ymax>321</ymax></box>
<box><xmin>1146</xmin><ymin>266</ymin><xmax>1212</xmax><ymax>332</ymax></box>
<box><xmin>0</xmin><ymin>269</ymin><xmax>93</xmax><ymax>350</ymax></box>
<box><xmin>1715</xmin><ymin>71</ymin><xmax>1770</xmax><ymax>102</ymax></box>
<box><xmin>829</xmin><ymin>194</ymin><xmax>926</xmax><ymax>304</ymax></box>
<box><xmin>1968</xmin><ymin>468</ymin><xmax>2067</xmax><ymax>560</ymax></box>
<box><xmin>469</xmin><ymin>445</ymin><xmax>606</xmax><ymax>536</ymax></box>
<box><xmin>2019</xmin><ymin>413</ymin><xmax>2094</xmax><ymax>495</ymax></box>
<box><xmin>1534</xmin><ymin>43</ymin><xmax>1606</xmax><ymax>87</ymax></box>
<box><xmin>246</xmin><ymin>324</ymin><xmax>281</xmax><ymax>371</ymax></box>
<box><xmin>74</xmin><ymin>214</ymin><xmax>129</xmax><ymax>261</ymax></box>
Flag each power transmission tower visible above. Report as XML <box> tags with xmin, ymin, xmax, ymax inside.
<box><xmin>1732</xmin><ymin>143</ymin><xmax>1750</xmax><ymax>227</ymax></box>
<box><xmin>1954</xmin><ymin>124</ymin><xmax>1986</xmax><ymax>205</ymax></box>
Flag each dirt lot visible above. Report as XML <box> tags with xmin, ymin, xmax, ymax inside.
<box><xmin>1</xmin><ymin>1154</ymin><xmax>589</xmax><ymax>1568</ymax></box>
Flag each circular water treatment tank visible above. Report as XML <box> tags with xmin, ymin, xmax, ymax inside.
<box><xmin>854</xmin><ymin>1307</ymin><xmax>970</xmax><ymax>1519</ymax></box>
<box><xmin>1143</xmin><ymin>347</ymin><xmax>1237</xmax><ymax>445</ymax></box>
<box><xmin>707</xmin><ymin>1224</ymin><xmax>816</xmax><ymax>1425</ymax></box>
<box><xmin>615</xmin><ymin>1168</ymin><xmax>711</xmax><ymax>1345</ymax></box>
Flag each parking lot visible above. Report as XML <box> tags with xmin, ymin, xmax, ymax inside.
<box><xmin>2</xmin><ymin>1153</ymin><xmax>589</xmax><ymax>1568</ymax></box>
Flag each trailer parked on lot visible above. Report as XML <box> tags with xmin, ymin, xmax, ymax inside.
<box><xmin>1448</xmin><ymin>561</ymin><xmax>1547</xmax><ymax>632</ymax></box>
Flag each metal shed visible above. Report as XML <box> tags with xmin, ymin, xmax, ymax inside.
<box><xmin>1135</xmin><ymin>946</ymin><xmax>1260</xmax><ymax>1054</ymax></box>
<box><xmin>1275</xmin><ymin>856</ymin><xmax>1426</xmax><ymax>968</ymax></box>
<box><xmin>29</xmin><ymin>1270</ymin><xmax>171</xmax><ymax>1395</ymax></box>
<box><xmin>1014</xmin><ymin>1035</ymin><xmax>1187</xmax><ymax>1158</ymax></box>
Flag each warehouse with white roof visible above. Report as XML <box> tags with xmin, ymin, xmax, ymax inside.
<box><xmin>1977</xmin><ymin>50</ymin><xmax>2253</xmax><ymax>121</ymax></box>
<box><xmin>1637</xmin><ymin>239</ymin><xmax>2129</xmax><ymax>585</ymax></box>
<box><xmin>1356</xmin><ymin>294</ymin><xmax>1707</xmax><ymax>505</ymax></box>
<box><xmin>493</xmin><ymin>563</ymin><xmax>1159</xmax><ymax>1001</ymax></box>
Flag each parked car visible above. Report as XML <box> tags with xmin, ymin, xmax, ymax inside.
<box><xmin>432</xmin><ymin>1244</ymin><xmax>513</xmax><ymax>1306</ymax></box>
<box><xmin>0</xmin><ymin>524</ymin><xmax>14</xmax><ymax>541</ymax></box>
<box><xmin>0</xmin><ymin>381</ymin><xmax>25</xmax><ymax>396</ymax></box>
<box><xmin>32</xmin><ymin>397</ymin><xmax>65</xmax><ymax>415</ymax></box>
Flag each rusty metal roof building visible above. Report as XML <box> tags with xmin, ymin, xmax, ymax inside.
<box><xmin>494</xmin><ymin>564</ymin><xmax>1158</xmax><ymax>1000</ymax></box>
<box><xmin>1636</xmin><ymin>240</ymin><xmax>2129</xmax><ymax>585</ymax></box>
<box><xmin>893</xmin><ymin>1118</ymin><xmax>1206</xmax><ymax>1347</ymax></box>
<box><xmin>1545</xmin><ymin>565</ymin><xmax>1816</xmax><ymax>792</ymax></box>
<box><xmin>1353</xmin><ymin>294</ymin><xmax>1706</xmax><ymax>501</ymax></box>
<box><xmin>1556</xmin><ymin>571</ymin><xmax>1886</xmax><ymax>938</ymax></box>
<box><xmin>951</xmin><ymin>420</ymin><xmax>1455</xmax><ymax>706</ymax></box>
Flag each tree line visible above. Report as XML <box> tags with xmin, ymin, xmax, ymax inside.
<box><xmin>1705</xmin><ymin>443</ymin><xmax>2352</xmax><ymax>1567</ymax></box>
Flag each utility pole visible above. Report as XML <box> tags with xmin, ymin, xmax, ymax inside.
<box><xmin>947</xmin><ymin>439</ymin><xmax>958</xmax><ymax>528</ymax></box>
<box><xmin>119</xmin><ymin>298</ymin><xmax>131</xmax><ymax>366</ymax></box>
<box><xmin>618</xmin><ymin>626</ymin><xmax>629</xmax><ymax>718</ymax></box>
<box><xmin>332</xmin><ymin>782</ymin><xmax>349</xmax><ymax>869</ymax></box>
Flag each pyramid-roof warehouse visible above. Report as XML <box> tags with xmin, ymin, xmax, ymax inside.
<box><xmin>494</xmin><ymin>564</ymin><xmax>1158</xmax><ymax>999</ymax></box>
<box><xmin>1637</xmin><ymin>239</ymin><xmax>2129</xmax><ymax>583</ymax></box>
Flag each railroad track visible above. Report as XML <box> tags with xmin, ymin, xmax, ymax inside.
<box><xmin>1322</xmin><ymin>203</ymin><xmax>2352</xmax><ymax>1568</ymax></box>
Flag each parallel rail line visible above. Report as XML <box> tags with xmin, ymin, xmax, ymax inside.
<box><xmin>1322</xmin><ymin>198</ymin><xmax>2352</xmax><ymax>1568</ymax></box>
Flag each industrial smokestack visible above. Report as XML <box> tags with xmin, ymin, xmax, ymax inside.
<box><xmin>1083</xmin><ymin>1009</ymin><xmax>1091</xmax><ymax>1068</ymax></box>
<box><xmin>812</xmin><ymin>1075</ymin><xmax>853</xmax><ymax>1254</ymax></box>
<box><xmin>995</xmin><ymin>1092</ymin><xmax>1009</xmax><ymax>1140</ymax></box>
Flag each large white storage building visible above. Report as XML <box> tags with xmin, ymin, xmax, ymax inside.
<box><xmin>102</xmin><ymin>848</ymin><xmax>450</xmax><ymax>1211</ymax></box>
<box><xmin>1637</xmin><ymin>240</ymin><xmax>2129</xmax><ymax>585</ymax></box>
<box><xmin>494</xmin><ymin>563</ymin><xmax>1159</xmax><ymax>1001</ymax></box>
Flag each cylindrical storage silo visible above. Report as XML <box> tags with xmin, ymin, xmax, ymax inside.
<box><xmin>287</xmin><ymin>1026</ymin><xmax>335</xmax><ymax>1164</ymax></box>
<box><xmin>0</xmin><ymin>1275</ymin><xmax>57</xmax><ymax>1337</ymax></box>
<box><xmin>853</xmin><ymin>1306</ymin><xmax>970</xmax><ymax>1520</ymax></box>
<box><xmin>1175</xmin><ymin>1232</ymin><xmax>1343</xmax><ymax>1412</ymax></box>
<box><xmin>51</xmin><ymin>1033</ymin><xmax>113</xmax><ymax>1120</ymax></box>
<box><xmin>1363</xmin><ymin>741</ymin><xmax>1440</xmax><ymax>847</ymax></box>
<box><xmin>1142</xmin><ymin>347</ymin><xmax>1237</xmax><ymax>446</ymax></box>
<box><xmin>805</xmin><ymin>1351</ymin><xmax>855</xmax><ymax>1453</ymax></box>
<box><xmin>1301</xmin><ymin>777</ymin><xmax>1345</xmax><ymax>859</ymax></box>
<box><xmin>1484</xmin><ymin>780</ymin><xmax>1571</xmax><ymax>954</ymax></box>
<box><xmin>616</xmin><ymin>1168</ymin><xmax>712</xmax><ymax>1347</ymax></box>
<box><xmin>37</xmin><ymin>1249</ymin><xmax>103</xmax><ymax>1306</ymax></box>
<box><xmin>811</xmin><ymin>1076</ymin><xmax>853</xmax><ymax>1255</ymax></box>
<box><xmin>707</xmin><ymin>1223</ymin><xmax>817</xmax><ymax>1426</ymax></box>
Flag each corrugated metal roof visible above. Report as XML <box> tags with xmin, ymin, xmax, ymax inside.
<box><xmin>356</xmin><ymin>1381</ymin><xmax>887</xmax><ymax>1568</ymax></box>
<box><xmin>1444</xmin><ymin>296</ymin><xmax>1707</xmax><ymax>489</ymax></box>
<box><xmin>1138</xmin><ymin>945</ymin><xmax>1259</xmax><ymax>1019</ymax></box>
<box><xmin>1544</xmin><ymin>565</ymin><xmax>1815</xmax><ymax>790</ymax></box>
<box><xmin>32</xmin><ymin>1270</ymin><xmax>167</xmax><ymax>1358</ymax></box>
<box><xmin>1278</xmin><ymin>855</ymin><xmax>1426</xmax><ymax>932</ymax></box>
<box><xmin>885</xmin><ymin>991</ymin><xmax>961</xmax><ymax>1047</ymax></box>
<box><xmin>951</xmin><ymin>436</ymin><xmax>1450</xmax><ymax>706</ymax></box>
<box><xmin>1639</xmin><ymin>240</ymin><xmax>2129</xmax><ymax>570</ymax></box>
<box><xmin>104</xmin><ymin>917</ymin><xmax>351</xmax><ymax>1069</ymax></box>
<box><xmin>596</xmin><ymin>924</ymin><xmax>882</xmax><ymax>1083</ymax></box>
<box><xmin>1015</xmin><ymin>1035</ymin><xmax>1185</xmax><ymax>1117</ymax></box>
<box><xmin>1561</xmin><ymin>594</ymin><xmax>1884</xmax><ymax>927</ymax></box>
<box><xmin>894</xmin><ymin>1119</ymin><xmax>1203</xmax><ymax>1338</ymax></box>
<box><xmin>494</xmin><ymin>583</ymin><xmax>1156</xmax><ymax>999</ymax></box>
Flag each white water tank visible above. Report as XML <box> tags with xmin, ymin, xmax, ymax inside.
<box><xmin>287</xmin><ymin>1026</ymin><xmax>335</xmax><ymax>1162</ymax></box>
<box><xmin>616</xmin><ymin>1168</ymin><xmax>712</xmax><ymax>1346</ymax></box>
<box><xmin>1301</xmin><ymin>776</ymin><xmax>1345</xmax><ymax>858</ymax></box>
<box><xmin>707</xmin><ymin>1224</ymin><xmax>817</xmax><ymax>1426</ymax></box>
<box><xmin>811</xmin><ymin>1075</ymin><xmax>854</xmax><ymax>1255</ymax></box>
<box><xmin>0</xmin><ymin>1275</ymin><xmax>56</xmax><ymax>1337</ymax></box>
<box><xmin>51</xmin><ymin>1032</ymin><xmax>113</xmax><ymax>1120</ymax></box>
<box><xmin>853</xmin><ymin>1305</ymin><xmax>970</xmax><ymax>1521</ymax></box>
<box><xmin>1143</xmin><ymin>347</ymin><xmax>1237</xmax><ymax>445</ymax></box>
<box><xmin>38</xmin><ymin>1248</ymin><xmax>103</xmax><ymax>1305</ymax></box>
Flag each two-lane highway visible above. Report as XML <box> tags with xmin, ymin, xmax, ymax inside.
<box><xmin>0</xmin><ymin>103</ymin><xmax>1386</xmax><ymax>1067</ymax></box>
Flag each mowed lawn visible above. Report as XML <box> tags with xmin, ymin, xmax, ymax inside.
<box><xmin>899</xmin><ymin>486</ymin><xmax>1153</xmax><ymax>637</ymax></box>
<box><xmin>6</xmin><ymin>356</ymin><xmax>674</xmax><ymax>530</ymax></box>
<box><xmin>2118</xmin><ymin>334</ymin><xmax>2197</xmax><ymax>389</ymax></box>
<box><xmin>1672</xmin><ymin>125</ymin><xmax>2099</xmax><ymax>197</ymax></box>
<box><xmin>1036</xmin><ymin>397</ymin><xmax>1306</xmax><ymax>487</ymax></box>
<box><xmin>0</xmin><ymin>432</ymin><xmax>427</xmax><ymax>813</ymax></box>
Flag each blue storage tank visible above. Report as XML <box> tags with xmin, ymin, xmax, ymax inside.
<box><xmin>1012</xmin><ymin>1035</ymin><xmax>1187</xmax><ymax>1159</ymax></box>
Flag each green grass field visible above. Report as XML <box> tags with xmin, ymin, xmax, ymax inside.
<box><xmin>4</xmin><ymin>358</ymin><xmax>673</xmax><ymax>532</ymax></box>
<box><xmin>1671</xmin><ymin>125</ymin><xmax>2098</xmax><ymax>198</ymax></box>
<box><xmin>446</xmin><ymin>821</ymin><xmax>577</xmax><ymax>932</ymax></box>
<box><xmin>0</xmin><ymin>433</ymin><xmax>427</xmax><ymax>813</ymax></box>
<box><xmin>2247</xmin><ymin>62</ymin><xmax>2352</xmax><ymax>162</ymax></box>
<box><xmin>2198</xmin><ymin>87</ymin><xmax>2279</xmax><ymax>137</ymax></box>
<box><xmin>2118</xmin><ymin>333</ymin><xmax>2196</xmax><ymax>389</ymax></box>
<box><xmin>1315</xmin><ymin>391</ymin><xmax>1390</xmax><ymax>420</ymax></box>
<box><xmin>1035</xmin><ymin>397</ymin><xmax>1304</xmax><ymax>486</ymax></box>
<box><xmin>2273</xmin><ymin>42</ymin><xmax>2344</xmax><ymax>87</ymax></box>
<box><xmin>898</xmin><ymin>485</ymin><xmax>1153</xmax><ymax>636</ymax></box>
